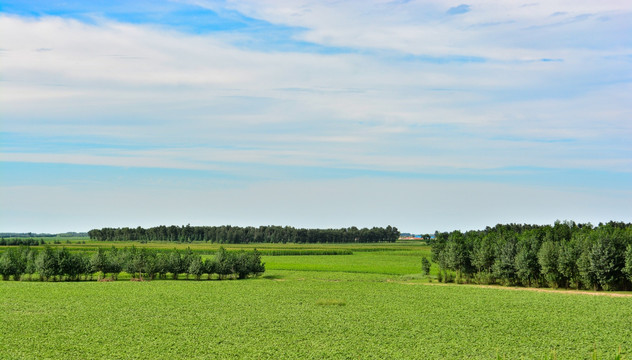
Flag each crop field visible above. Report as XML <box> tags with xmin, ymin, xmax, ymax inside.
<box><xmin>264</xmin><ymin>251</ymin><xmax>432</xmax><ymax>275</ymax></box>
<box><xmin>0</xmin><ymin>238</ymin><xmax>428</xmax><ymax>256</ymax></box>
<box><xmin>1</xmin><ymin>242</ymin><xmax>631</xmax><ymax>359</ymax></box>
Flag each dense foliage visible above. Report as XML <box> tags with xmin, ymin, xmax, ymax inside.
<box><xmin>88</xmin><ymin>225</ymin><xmax>400</xmax><ymax>243</ymax></box>
<box><xmin>432</xmin><ymin>221</ymin><xmax>632</xmax><ymax>291</ymax></box>
<box><xmin>0</xmin><ymin>246</ymin><xmax>264</xmax><ymax>281</ymax></box>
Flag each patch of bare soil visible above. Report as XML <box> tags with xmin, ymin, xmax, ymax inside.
<box><xmin>419</xmin><ymin>282</ymin><xmax>632</xmax><ymax>297</ymax></box>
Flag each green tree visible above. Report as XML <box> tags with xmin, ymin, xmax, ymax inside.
<box><xmin>538</xmin><ymin>241</ymin><xmax>562</xmax><ymax>288</ymax></box>
<box><xmin>57</xmin><ymin>248</ymin><xmax>83</xmax><ymax>281</ymax></box>
<box><xmin>182</xmin><ymin>247</ymin><xmax>195</xmax><ymax>279</ymax></box>
<box><xmin>143</xmin><ymin>251</ymin><xmax>159</xmax><ymax>280</ymax></box>
<box><xmin>25</xmin><ymin>248</ymin><xmax>38</xmax><ymax>280</ymax></box>
<box><xmin>557</xmin><ymin>242</ymin><xmax>580</xmax><ymax>289</ymax></box>
<box><xmin>232</xmin><ymin>251</ymin><xmax>250</xmax><ymax>279</ymax></box>
<box><xmin>188</xmin><ymin>256</ymin><xmax>204</xmax><ymax>280</ymax></box>
<box><xmin>247</xmin><ymin>249</ymin><xmax>265</xmax><ymax>277</ymax></box>
<box><xmin>421</xmin><ymin>257</ymin><xmax>431</xmax><ymax>276</ymax></box>
<box><xmin>470</xmin><ymin>238</ymin><xmax>494</xmax><ymax>273</ymax></box>
<box><xmin>204</xmin><ymin>257</ymin><xmax>217</xmax><ymax>279</ymax></box>
<box><xmin>589</xmin><ymin>238</ymin><xmax>623</xmax><ymax>291</ymax></box>
<box><xmin>57</xmin><ymin>248</ymin><xmax>73</xmax><ymax>280</ymax></box>
<box><xmin>154</xmin><ymin>253</ymin><xmax>169</xmax><ymax>280</ymax></box>
<box><xmin>493</xmin><ymin>240</ymin><xmax>517</xmax><ymax>285</ymax></box>
<box><xmin>126</xmin><ymin>247</ymin><xmax>149</xmax><ymax>280</ymax></box>
<box><xmin>624</xmin><ymin>244</ymin><xmax>632</xmax><ymax>283</ymax></box>
<box><xmin>12</xmin><ymin>247</ymin><xmax>28</xmax><ymax>280</ymax></box>
<box><xmin>77</xmin><ymin>253</ymin><xmax>91</xmax><ymax>280</ymax></box>
<box><xmin>441</xmin><ymin>234</ymin><xmax>472</xmax><ymax>282</ymax></box>
<box><xmin>515</xmin><ymin>244</ymin><xmax>539</xmax><ymax>287</ymax></box>
<box><xmin>167</xmin><ymin>250</ymin><xmax>183</xmax><ymax>280</ymax></box>
<box><xmin>577</xmin><ymin>248</ymin><xmax>597</xmax><ymax>290</ymax></box>
<box><xmin>90</xmin><ymin>247</ymin><xmax>109</xmax><ymax>279</ymax></box>
<box><xmin>35</xmin><ymin>246</ymin><xmax>58</xmax><ymax>281</ymax></box>
<box><xmin>0</xmin><ymin>249</ymin><xmax>16</xmax><ymax>280</ymax></box>
<box><xmin>214</xmin><ymin>247</ymin><xmax>234</xmax><ymax>279</ymax></box>
<box><xmin>106</xmin><ymin>247</ymin><xmax>123</xmax><ymax>280</ymax></box>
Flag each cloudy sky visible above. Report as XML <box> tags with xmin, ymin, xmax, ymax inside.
<box><xmin>1</xmin><ymin>0</ymin><xmax>630</xmax><ymax>234</ymax></box>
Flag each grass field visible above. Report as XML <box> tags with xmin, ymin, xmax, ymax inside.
<box><xmin>1</xmin><ymin>241</ymin><xmax>631</xmax><ymax>359</ymax></box>
<box><xmin>264</xmin><ymin>251</ymin><xmax>432</xmax><ymax>275</ymax></box>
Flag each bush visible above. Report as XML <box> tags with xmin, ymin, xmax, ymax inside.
<box><xmin>421</xmin><ymin>257</ymin><xmax>431</xmax><ymax>276</ymax></box>
<box><xmin>473</xmin><ymin>271</ymin><xmax>495</xmax><ymax>285</ymax></box>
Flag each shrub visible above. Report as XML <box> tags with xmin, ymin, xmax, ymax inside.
<box><xmin>421</xmin><ymin>257</ymin><xmax>431</xmax><ymax>276</ymax></box>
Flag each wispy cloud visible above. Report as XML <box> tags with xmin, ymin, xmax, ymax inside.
<box><xmin>1</xmin><ymin>11</ymin><xmax>629</xmax><ymax>174</ymax></box>
<box><xmin>1</xmin><ymin>0</ymin><xmax>631</xmax><ymax>232</ymax></box>
<box><xmin>447</xmin><ymin>4</ymin><xmax>471</xmax><ymax>16</ymax></box>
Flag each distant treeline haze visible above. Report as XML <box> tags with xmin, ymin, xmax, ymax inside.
<box><xmin>0</xmin><ymin>246</ymin><xmax>265</xmax><ymax>281</ymax></box>
<box><xmin>0</xmin><ymin>232</ymin><xmax>88</xmax><ymax>238</ymax></box>
<box><xmin>0</xmin><ymin>238</ymin><xmax>44</xmax><ymax>246</ymax></box>
<box><xmin>88</xmin><ymin>225</ymin><xmax>400</xmax><ymax>243</ymax></box>
<box><xmin>432</xmin><ymin>221</ymin><xmax>632</xmax><ymax>291</ymax></box>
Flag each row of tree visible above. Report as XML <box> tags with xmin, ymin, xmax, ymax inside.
<box><xmin>431</xmin><ymin>221</ymin><xmax>632</xmax><ymax>291</ymax></box>
<box><xmin>0</xmin><ymin>233</ymin><xmax>57</xmax><ymax>238</ymax></box>
<box><xmin>0</xmin><ymin>246</ymin><xmax>265</xmax><ymax>281</ymax></box>
<box><xmin>88</xmin><ymin>225</ymin><xmax>400</xmax><ymax>243</ymax></box>
<box><xmin>0</xmin><ymin>238</ymin><xmax>44</xmax><ymax>246</ymax></box>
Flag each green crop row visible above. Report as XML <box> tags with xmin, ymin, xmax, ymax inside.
<box><xmin>2</xmin><ymin>243</ymin><xmax>630</xmax><ymax>359</ymax></box>
<box><xmin>259</xmin><ymin>249</ymin><xmax>353</xmax><ymax>256</ymax></box>
<box><xmin>1</xmin><ymin>270</ymin><xmax>630</xmax><ymax>359</ymax></box>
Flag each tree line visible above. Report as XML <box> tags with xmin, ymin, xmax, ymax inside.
<box><xmin>0</xmin><ymin>246</ymin><xmax>265</xmax><ymax>281</ymax></box>
<box><xmin>431</xmin><ymin>221</ymin><xmax>632</xmax><ymax>291</ymax></box>
<box><xmin>88</xmin><ymin>225</ymin><xmax>400</xmax><ymax>243</ymax></box>
<box><xmin>1</xmin><ymin>233</ymin><xmax>57</xmax><ymax>238</ymax></box>
<box><xmin>0</xmin><ymin>232</ymin><xmax>88</xmax><ymax>238</ymax></box>
<box><xmin>0</xmin><ymin>238</ymin><xmax>44</xmax><ymax>246</ymax></box>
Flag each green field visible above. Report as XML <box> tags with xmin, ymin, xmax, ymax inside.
<box><xmin>1</xmin><ymin>242</ymin><xmax>631</xmax><ymax>359</ymax></box>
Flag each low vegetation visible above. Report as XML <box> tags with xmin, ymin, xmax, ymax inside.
<box><xmin>1</xmin><ymin>266</ymin><xmax>630</xmax><ymax>359</ymax></box>
<box><xmin>1</xmin><ymin>222</ymin><xmax>631</xmax><ymax>358</ymax></box>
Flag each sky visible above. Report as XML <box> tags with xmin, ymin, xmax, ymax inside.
<box><xmin>1</xmin><ymin>0</ymin><xmax>631</xmax><ymax>234</ymax></box>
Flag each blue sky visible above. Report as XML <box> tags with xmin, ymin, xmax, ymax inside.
<box><xmin>1</xmin><ymin>0</ymin><xmax>631</xmax><ymax>233</ymax></box>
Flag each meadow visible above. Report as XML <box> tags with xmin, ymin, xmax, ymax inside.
<box><xmin>1</xmin><ymin>240</ymin><xmax>631</xmax><ymax>359</ymax></box>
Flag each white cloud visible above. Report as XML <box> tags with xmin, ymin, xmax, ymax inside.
<box><xmin>0</xmin><ymin>1</ymin><xmax>630</xmax><ymax>232</ymax></box>
<box><xmin>0</xmin><ymin>10</ymin><xmax>628</xmax><ymax>169</ymax></box>
<box><xmin>207</xmin><ymin>0</ymin><xmax>632</xmax><ymax>58</ymax></box>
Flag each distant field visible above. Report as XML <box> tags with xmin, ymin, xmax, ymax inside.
<box><xmin>1</xmin><ymin>241</ymin><xmax>630</xmax><ymax>359</ymax></box>
<box><xmin>0</xmin><ymin>238</ymin><xmax>430</xmax><ymax>256</ymax></box>
<box><xmin>263</xmin><ymin>251</ymin><xmax>432</xmax><ymax>275</ymax></box>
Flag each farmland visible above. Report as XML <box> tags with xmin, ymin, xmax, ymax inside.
<box><xmin>1</xmin><ymin>241</ymin><xmax>631</xmax><ymax>359</ymax></box>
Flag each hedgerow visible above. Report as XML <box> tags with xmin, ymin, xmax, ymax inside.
<box><xmin>0</xmin><ymin>246</ymin><xmax>264</xmax><ymax>281</ymax></box>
